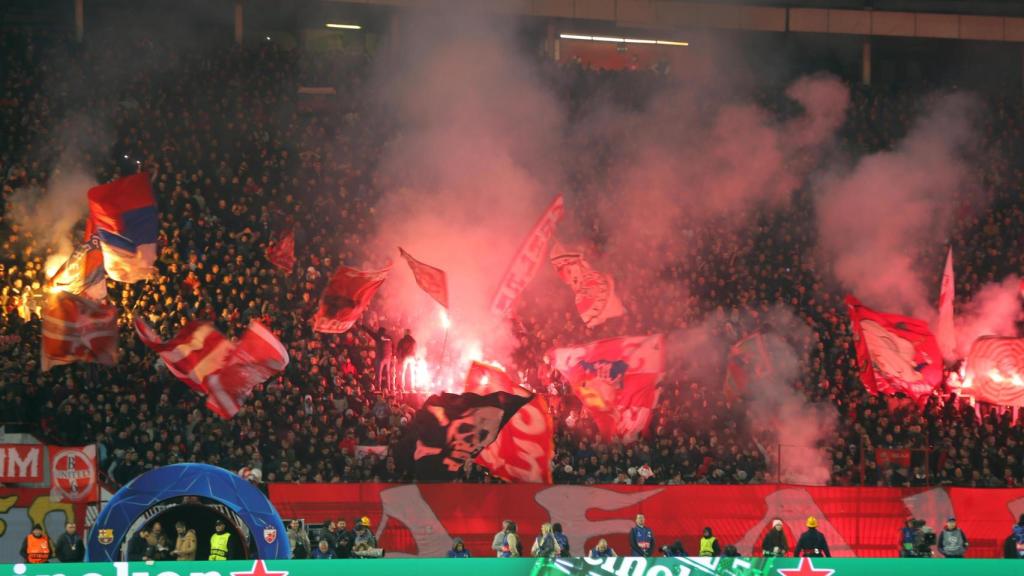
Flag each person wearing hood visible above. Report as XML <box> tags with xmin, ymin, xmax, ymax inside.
<box><xmin>937</xmin><ymin>517</ymin><xmax>968</xmax><ymax>558</ymax></box>
<box><xmin>762</xmin><ymin>519</ymin><xmax>789</xmax><ymax>557</ymax></box>
<box><xmin>794</xmin><ymin>516</ymin><xmax>830</xmax><ymax>558</ymax></box>
<box><xmin>447</xmin><ymin>537</ymin><xmax>471</xmax><ymax>558</ymax></box>
<box><xmin>698</xmin><ymin>527</ymin><xmax>721</xmax><ymax>557</ymax></box>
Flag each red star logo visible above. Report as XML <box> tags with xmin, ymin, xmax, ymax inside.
<box><xmin>230</xmin><ymin>560</ymin><xmax>288</xmax><ymax>576</ymax></box>
<box><xmin>777</xmin><ymin>558</ymin><xmax>835</xmax><ymax>576</ymax></box>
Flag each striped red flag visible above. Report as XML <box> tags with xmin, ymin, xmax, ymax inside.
<box><xmin>41</xmin><ymin>291</ymin><xmax>119</xmax><ymax>371</ymax></box>
<box><xmin>399</xmin><ymin>247</ymin><xmax>448</xmax><ymax>309</ymax></box>
<box><xmin>135</xmin><ymin>318</ymin><xmax>288</xmax><ymax>418</ymax></box>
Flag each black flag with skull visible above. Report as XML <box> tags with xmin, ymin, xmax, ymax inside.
<box><xmin>397</xmin><ymin>391</ymin><xmax>533</xmax><ymax>481</ymax></box>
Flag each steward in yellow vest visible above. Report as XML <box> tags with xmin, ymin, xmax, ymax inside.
<box><xmin>699</xmin><ymin>527</ymin><xmax>721</xmax><ymax>557</ymax></box>
<box><xmin>209</xmin><ymin>520</ymin><xmax>231</xmax><ymax>561</ymax></box>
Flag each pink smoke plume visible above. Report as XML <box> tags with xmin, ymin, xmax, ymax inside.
<box><xmin>816</xmin><ymin>94</ymin><xmax>980</xmax><ymax>319</ymax></box>
<box><xmin>954</xmin><ymin>275</ymin><xmax>1022</xmax><ymax>359</ymax></box>
<box><xmin>367</xmin><ymin>10</ymin><xmax>565</xmax><ymax>385</ymax></box>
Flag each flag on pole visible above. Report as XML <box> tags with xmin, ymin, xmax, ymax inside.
<box><xmin>490</xmin><ymin>195</ymin><xmax>564</xmax><ymax>317</ymax></box>
<box><xmin>936</xmin><ymin>247</ymin><xmax>956</xmax><ymax>360</ymax></box>
<box><xmin>399</xmin><ymin>247</ymin><xmax>449</xmax><ymax>309</ymax></box>
<box><xmin>312</xmin><ymin>264</ymin><xmax>391</xmax><ymax>333</ymax></box>
<box><xmin>550</xmin><ymin>241</ymin><xmax>625</xmax><ymax>327</ymax></box>
<box><xmin>86</xmin><ymin>173</ymin><xmax>158</xmax><ymax>283</ymax></box>
<box><xmin>846</xmin><ymin>295</ymin><xmax>943</xmax><ymax>405</ymax></box>
<box><xmin>41</xmin><ymin>291</ymin><xmax>119</xmax><ymax>371</ymax></box>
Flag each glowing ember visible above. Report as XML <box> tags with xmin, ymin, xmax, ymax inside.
<box><xmin>44</xmin><ymin>253</ymin><xmax>69</xmax><ymax>280</ymax></box>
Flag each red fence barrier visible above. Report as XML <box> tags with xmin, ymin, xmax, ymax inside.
<box><xmin>269</xmin><ymin>483</ymin><xmax>1024</xmax><ymax>559</ymax></box>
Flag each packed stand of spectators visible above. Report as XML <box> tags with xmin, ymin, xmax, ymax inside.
<box><xmin>1</xmin><ymin>25</ymin><xmax>1023</xmax><ymax>492</ymax></box>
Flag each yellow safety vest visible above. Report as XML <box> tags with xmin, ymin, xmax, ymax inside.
<box><xmin>699</xmin><ymin>537</ymin><xmax>717</xmax><ymax>556</ymax></box>
<box><xmin>209</xmin><ymin>532</ymin><xmax>231</xmax><ymax>561</ymax></box>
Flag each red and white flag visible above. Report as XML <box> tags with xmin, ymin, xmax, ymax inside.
<box><xmin>846</xmin><ymin>295</ymin><xmax>943</xmax><ymax>405</ymax></box>
<box><xmin>399</xmin><ymin>247</ymin><xmax>448</xmax><ymax>309</ymax></box>
<box><xmin>549</xmin><ymin>334</ymin><xmax>665</xmax><ymax>443</ymax></box>
<box><xmin>42</xmin><ymin>291</ymin><xmax>119</xmax><ymax>371</ymax></box>
<box><xmin>134</xmin><ymin>318</ymin><xmax>232</xmax><ymax>392</ymax></box>
<box><xmin>550</xmin><ymin>241</ymin><xmax>625</xmax><ymax>327</ymax></box>
<box><xmin>266</xmin><ymin>228</ymin><xmax>296</xmax><ymax>272</ymax></box>
<box><xmin>490</xmin><ymin>195</ymin><xmax>564</xmax><ymax>317</ymax></box>
<box><xmin>960</xmin><ymin>336</ymin><xmax>1024</xmax><ymax>408</ymax></box>
<box><xmin>204</xmin><ymin>322</ymin><xmax>289</xmax><ymax>419</ymax></box>
<box><xmin>134</xmin><ymin>318</ymin><xmax>288</xmax><ymax>418</ymax></box>
<box><xmin>936</xmin><ymin>247</ymin><xmax>956</xmax><ymax>360</ymax></box>
<box><xmin>724</xmin><ymin>332</ymin><xmax>773</xmax><ymax>400</ymax></box>
<box><xmin>312</xmin><ymin>264</ymin><xmax>391</xmax><ymax>333</ymax></box>
<box><xmin>465</xmin><ymin>361</ymin><xmax>554</xmax><ymax>483</ymax></box>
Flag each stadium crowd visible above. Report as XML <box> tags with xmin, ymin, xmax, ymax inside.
<box><xmin>2</xmin><ymin>23</ymin><xmax>1024</xmax><ymax>498</ymax></box>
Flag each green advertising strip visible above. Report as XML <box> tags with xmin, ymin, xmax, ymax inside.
<box><xmin>2</xmin><ymin>557</ymin><xmax>1022</xmax><ymax>576</ymax></box>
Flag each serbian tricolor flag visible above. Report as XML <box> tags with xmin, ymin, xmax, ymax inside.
<box><xmin>135</xmin><ymin>318</ymin><xmax>288</xmax><ymax>419</ymax></box>
<box><xmin>550</xmin><ymin>241</ymin><xmax>625</xmax><ymax>328</ymax></box>
<box><xmin>549</xmin><ymin>334</ymin><xmax>665</xmax><ymax>443</ymax></box>
<box><xmin>399</xmin><ymin>247</ymin><xmax>448</xmax><ymax>309</ymax></box>
<box><xmin>41</xmin><ymin>291</ymin><xmax>119</xmax><ymax>371</ymax></box>
<box><xmin>465</xmin><ymin>361</ymin><xmax>554</xmax><ymax>483</ymax></box>
<box><xmin>936</xmin><ymin>247</ymin><xmax>956</xmax><ymax>360</ymax></box>
<box><xmin>47</xmin><ymin>235</ymin><xmax>107</xmax><ymax>300</ymax></box>
<box><xmin>846</xmin><ymin>295</ymin><xmax>943</xmax><ymax>405</ymax></box>
<box><xmin>266</xmin><ymin>228</ymin><xmax>296</xmax><ymax>272</ymax></box>
<box><xmin>87</xmin><ymin>173</ymin><xmax>158</xmax><ymax>283</ymax></box>
<box><xmin>312</xmin><ymin>264</ymin><xmax>391</xmax><ymax>333</ymax></box>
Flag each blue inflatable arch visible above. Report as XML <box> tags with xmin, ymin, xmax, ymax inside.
<box><xmin>86</xmin><ymin>463</ymin><xmax>290</xmax><ymax>561</ymax></box>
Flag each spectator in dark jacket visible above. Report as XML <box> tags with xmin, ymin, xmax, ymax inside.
<box><xmin>126</xmin><ymin>527</ymin><xmax>154</xmax><ymax>562</ymax></box>
<box><xmin>54</xmin><ymin>522</ymin><xmax>85</xmax><ymax>562</ymax></box>
<box><xmin>761</xmin><ymin>519</ymin><xmax>789</xmax><ymax>557</ymax></box>
<box><xmin>552</xmin><ymin>523</ymin><xmax>569</xmax><ymax>558</ymax></box>
<box><xmin>447</xmin><ymin>537</ymin><xmax>471</xmax><ymax>558</ymax></box>
<box><xmin>794</xmin><ymin>517</ymin><xmax>830</xmax><ymax>558</ymax></box>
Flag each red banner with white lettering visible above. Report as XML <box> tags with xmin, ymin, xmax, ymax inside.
<box><xmin>270</xmin><ymin>483</ymin><xmax>1024</xmax><ymax>559</ymax></box>
<box><xmin>0</xmin><ymin>444</ymin><xmax>45</xmax><ymax>483</ymax></box>
<box><xmin>491</xmin><ymin>195</ymin><xmax>564</xmax><ymax>317</ymax></box>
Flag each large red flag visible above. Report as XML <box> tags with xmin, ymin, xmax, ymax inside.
<box><xmin>134</xmin><ymin>318</ymin><xmax>288</xmax><ymax>419</ymax></box>
<box><xmin>465</xmin><ymin>361</ymin><xmax>554</xmax><ymax>483</ymax></box>
<box><xmin>399</xmin><ymin>247</ymin><xmax>448</xmax><ymax>309</ymax></box>
<box><xmin>41</xmin><ymin>291</ymin><xmax>119</xmax><ymax>371</ymax></box>
<box><xmin>960</xmin><ymin>336</ymin><xmax>1024</xmax><ymax>408</ymax></box>
<box><xmin>312</xmin><ymin>264</ymin><xmax>391</xmax><ymax>333</ymax></box>
<box><xmin>266</xmin><ymin>228</ymin><xmax>296</xmax><ymax>272</ymax></box>
<box><xmin>724</xmin><ymin>332</ymin><xmax>773</xmax><ymax>401</ymax></box>
<box><xmin>549</xmin><ymin>334</ymin><xmax>665</xmax><ymax>443</ymax></box>
<box><xmin>550</xmin><ymin>241</ymin><xmax>625</xmax><ymax>328</ymax></box>
<box><xmin>490</xmin><ymin>195</ymin><xmax>564</xmax><ymax>317</ymax></box>
<box><xmin>846</xmin><ymin>295</ymin><xmax>943</xmax><ymax>405</ymax></box>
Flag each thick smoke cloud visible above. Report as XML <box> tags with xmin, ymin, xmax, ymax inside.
<box><xmin>815</xmin><ymin>94</ymin><xmax>980</xmax><ymax>319</ymax></box>
<box><xmin>369</xmin><ymin>9</ymin><xmax>565</xmax><ymax>365</ymax></box>
<box><xmin>955</xmin><ymin>275</ymin><xmax>1022</xmax><ymax>358</ymax></box>
<box><xmin>667</xmin><ymin>307</ymin><xmax>837</xmax><ymax>485</ymax></box>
